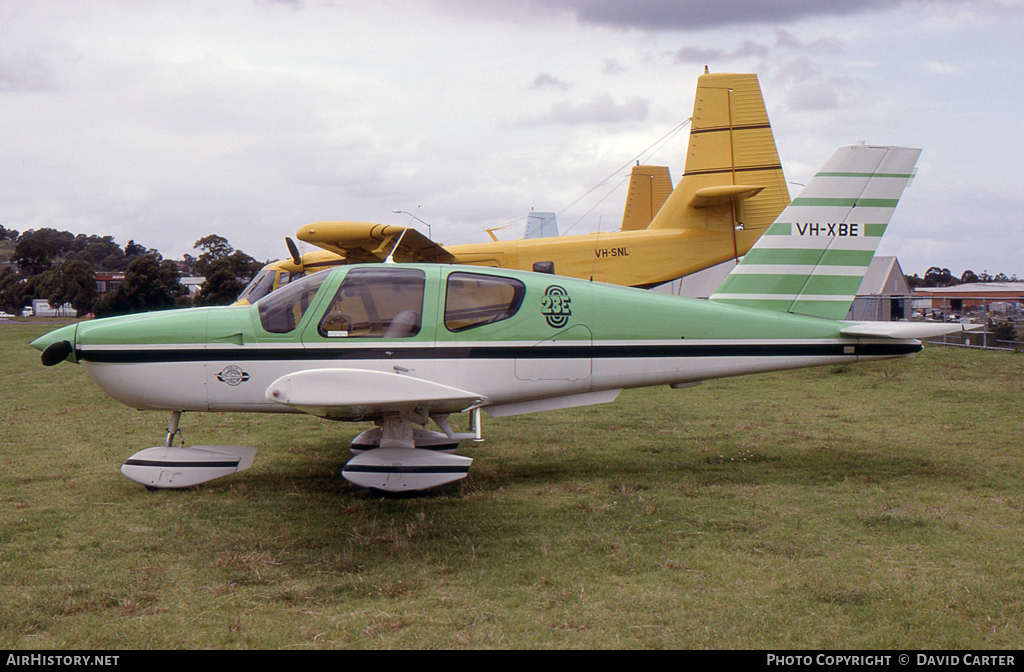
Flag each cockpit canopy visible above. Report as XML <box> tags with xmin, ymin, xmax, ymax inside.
<box><xmin>254</xmin><ymin>266</ymin><xmax>527</xmax><ymax>337</ymax></box>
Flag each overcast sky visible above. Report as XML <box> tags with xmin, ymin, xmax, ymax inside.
<box><xmin>3</xmin><ymin>0</ymin><xmax>1023</xmax><ymax>278</ymax></box>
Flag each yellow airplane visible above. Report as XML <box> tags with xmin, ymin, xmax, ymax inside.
<box><xmin>237</xmin><ymin>71</ymin><xmax>789</xmax><ymax>303</ymax></box>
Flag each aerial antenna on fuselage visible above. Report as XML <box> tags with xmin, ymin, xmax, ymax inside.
<box><xmin>589</xmin><ymin>215</ymin><xmax>603</xmax><ymax>282</ymax></box>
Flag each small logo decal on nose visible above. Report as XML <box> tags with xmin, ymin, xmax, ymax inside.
<box><xmin>216</xmin><ymin>365</ymin><xmax>250</xmax><ymax>386</ymax></box>
<box><xmin>541</xmin><ymin>285</ymin><xmax>571</xmax><ymax>328</ymax></box>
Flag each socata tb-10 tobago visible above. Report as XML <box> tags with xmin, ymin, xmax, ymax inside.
<box><xmin>32</xmin><ymin>144</ymin><xmax>974</xmax><ymax>493</ymax></box>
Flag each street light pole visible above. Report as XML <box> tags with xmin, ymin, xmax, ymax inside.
<box><xmin>392</xmin><ymin>209</ymin><xmax>432</xmax><ymax>240</ymax></box>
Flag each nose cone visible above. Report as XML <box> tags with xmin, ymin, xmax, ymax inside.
<box><xmin>30</xmin><ymin>324</ymin><xmax>78</xmax><ymax>366</ymax></box>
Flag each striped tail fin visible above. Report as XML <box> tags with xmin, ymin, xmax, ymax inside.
<box><xmin>708</xmin><ymin>144</ymin><xmax>921</xmax><ymax>320</ymax></box>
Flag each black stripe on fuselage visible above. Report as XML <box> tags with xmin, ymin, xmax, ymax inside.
<box><xmin>76</xmin><ymin>341</ymin><xmax>921</xmax><ymax>364</ymax></box>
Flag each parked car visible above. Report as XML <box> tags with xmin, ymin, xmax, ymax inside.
<box><xmin>0</xmin><ymin>311</ymin><xmax>13</xmax><ymax>318</ymax></box>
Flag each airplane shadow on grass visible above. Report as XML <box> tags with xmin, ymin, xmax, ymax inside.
<box><xmin>176</xmin><ymin>428</ymin><xmax>976</xmax><ymax>503</ymax></box>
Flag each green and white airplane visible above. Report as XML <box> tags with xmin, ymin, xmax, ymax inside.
<box><xmin>31</xmin><ymin>144</ymin><xmax>975</xmax><ymax>493</ymax></box>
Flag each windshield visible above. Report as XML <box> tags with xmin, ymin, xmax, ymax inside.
<box><xmin>256</xmin><ymin>270</ymin><xmax>330</xmax><ymax>333</ymax></box>
<box><xmin>236</xmin><ymin>268</ymin><xmax>277</xmax><ymax>304</ymax></box>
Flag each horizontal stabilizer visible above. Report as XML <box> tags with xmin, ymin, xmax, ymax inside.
<box><xmin>840</xmin><ymin>321</ymin><xmax>983</xmax><ymax>339</ymax></box>
<box><xmin>688</xmin><ymin>185</ymin><xmax>765</xmax><ymax>209</ymax></box>
<box><xmin>266</xmin><ymin>368</ymin><xmax>486</xmax><ymax>420</ymax></box>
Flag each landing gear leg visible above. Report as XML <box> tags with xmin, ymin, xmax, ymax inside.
<box><xmin>165</xmin><ymin>411</ymin><xmax>182</xmax><ymax>447</ymax></box>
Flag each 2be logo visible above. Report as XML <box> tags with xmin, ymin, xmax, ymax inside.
<box><xmin>541</xmin><ymin>285</ymin><xmax>572</xmax><ymax>328</ymax></box>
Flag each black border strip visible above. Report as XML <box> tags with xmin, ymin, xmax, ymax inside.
<box><xmin>77</xmin><ymin>341</ymin><xmax>921</xmax><ymax>364</ymax></box>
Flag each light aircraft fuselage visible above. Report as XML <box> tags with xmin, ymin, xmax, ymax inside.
<box><xmin>34</xmin><ymin>262</ymin><xmax>921</xmax><ymax>420</ymax></box>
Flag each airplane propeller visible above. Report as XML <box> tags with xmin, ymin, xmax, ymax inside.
<box><xmin>286</xmin><ymin>237</ymin><xmax>303</xmax><ymax>268</ymax></box>
<box><xmin>40</xmin><ymin>340</ymin><xmax>72</xmax><ymax>367</ymax></box>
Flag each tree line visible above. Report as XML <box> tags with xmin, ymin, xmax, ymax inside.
<box><xmin>0</xmin><ymin>225</ymin><xmax>265</xmax><ymax>317</ymax></box>
<box><xmin>905</xmin><ymin>266</ymin><xmax>1021</xmax><ymax>289</ymax></box>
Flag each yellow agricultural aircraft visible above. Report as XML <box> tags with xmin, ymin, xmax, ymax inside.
<box><xmin>237</xmin><ymin>71</ymin><xmax>790</xmax><ymax>304</ymax></box>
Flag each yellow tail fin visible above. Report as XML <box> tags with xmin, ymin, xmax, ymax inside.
<box><xmin>620</xmin><ymin>165</ymin><xmax>674</xmax><ymax>231</ymax></box>
<box><xmin>647</xmin><ymin>72</ymin><xmax>789</xmax><ymax>233</ymax></box>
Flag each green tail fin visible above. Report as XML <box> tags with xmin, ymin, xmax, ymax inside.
<box><xmin>709</xmin><ymin>144</ymin><xmax>921</xmax><ymax>320</ymax></box>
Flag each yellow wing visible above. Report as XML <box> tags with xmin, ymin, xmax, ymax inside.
<box><xmin>296</xmin><ymin>221</ymin><xmax>455</xmax><ymax>263</ymax></box>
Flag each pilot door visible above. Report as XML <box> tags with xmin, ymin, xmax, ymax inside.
<box><xmin>300</xmin><ymin>266</ymin><xmax>439</xmax><ymax>380</ymax></box>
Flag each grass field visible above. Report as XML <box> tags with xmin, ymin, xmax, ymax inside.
<box><xmin>3</xmin><ymin>320</ymin><xmax>1024</xmax><ymax>649</ymax></box>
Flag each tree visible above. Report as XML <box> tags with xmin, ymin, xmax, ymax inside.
<box><xmin>192</xmin><ymin>234</ymin><xmax>234</xmax><ymax>277</ymax></box>
<box><xmin>0</xmin><ymin>267</ymin><xmax>29</xmax><ymax>314</ymax></box>
<box><xmin>13</xmin><ymin>238</ymin><xmax>57</xmax><ymax>276</ymax></box>
<box><xmin>960</xmin><ymin>269</ymin><xmax>978</xmax><ymax>284</ymax></box>
<box><xmin>0</xmin><ymin>225</ymin><xmax>18</xmax><ymax>242</ymax></box>
<box><xmin>18</xmin><ymin>228</ymin><xmax>76</xmax><ymax>255</ymax></box>
<box><xmin>921</xmin><ymin>267</ymin><xmax>958</xmax><ymax>288</ymax></box>
<box><xmin>93</xmin><ymin>254</ymin><xmax>187</xmax><ymax>317</ymax></box>
<box><xmin>193</xmin><ymin>251</ymin><xmax>263</xmax><ymax>306</ymax></box>
<box><xmin>68</xmin><ymin>235</ymin><xmax>125</xmax><ymax>271</ymax></box>
<box><xmin>37</xmin><ymin>260</ymin><xmax>98</xmax><ymax>316</ymax></box>
<box><xmin>193</xmin><ymin>263</ymin><xmax>246</xmax><ymax>306</ymax></box>
<box><xmin>123</xmin><ymin>239</ymin><xmax>161</xmax><ymax>264</ymax></box>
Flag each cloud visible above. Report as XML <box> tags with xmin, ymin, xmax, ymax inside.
<box><xmin>515</xmin><ymin>92</ymin><xmax>650</xmax><ymax>126</ymax></box>
<box><xmin>429</xmin><ymin>0</ymin><xmax>1022</xmax><ymax>31</ymax></box>
<box><xmin>531</xmin><ymin>73</ymin><xmax>571</xmax><ymax>90</ymax></box>
<box><xmin>771</xmin><ymin>58</ymin><xmax>870</xmax><ymax>113</ymax></box>
<box><xmin>671</xmin><ymin>29</ymin><xmax>842</xmax><ymax>64</ymax></box>
<box><xmin>520</xmin><ymin>0</ymin><xmax>905</xmax><ymax>31</ymax></box>
<box><xmin>925</xmin><ymin>61</ymin><xmax>961</xmax><ymax>75</ymax></box>
<box><xmin>0</xmin><ymin>53</ymin><xmax>64</xmax><ymax>92</ymax></box>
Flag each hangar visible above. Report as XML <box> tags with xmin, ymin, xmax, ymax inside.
<box><xmin>913</xmin><ymin>282</ymin><xmax>1024</xmax><ymax>320</ymax></box>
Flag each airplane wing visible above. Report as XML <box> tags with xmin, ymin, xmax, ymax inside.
<box><xmin>295</xmin><ymin>221</ymin><xmax>456</xmax><ymax>264</ymax></box>
<box><xmin>265</xmin><ymin>368</ymin><xmax>486</xmax><ymax>421</ymax></box>
<box><xmin>840</xmin><ymin>321</ymin><xmax>983</xmax><ymax>339</ymax></box>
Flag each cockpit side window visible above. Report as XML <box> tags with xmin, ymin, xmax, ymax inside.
<box><xmin>444</xmin><ymin>272</ymin><xmax>525</xmax><ymax>332</ymax></box>
<box><xmin>257</xmin><ymin>270</ymin><xmax>330</xmax><ymax>334</ymax></box>
<box><xmin>318</xmin><ymin>268</ymin><xmax>426</xmax><ymax>338</ymax></box>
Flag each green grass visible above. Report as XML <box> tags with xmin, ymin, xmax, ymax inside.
<box><xmin>3</xmin><ymin>321</ymin><xmax>1024</xmax><ymax>649</ymax></box>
